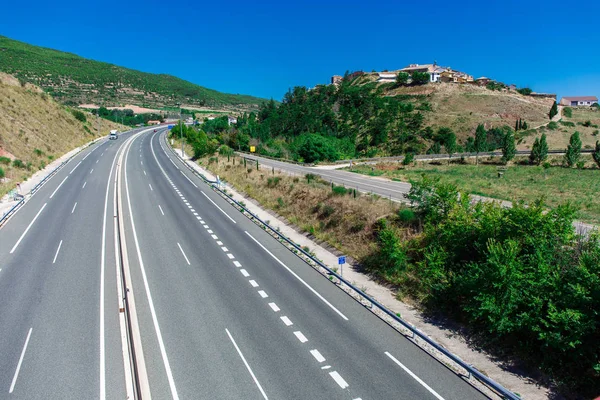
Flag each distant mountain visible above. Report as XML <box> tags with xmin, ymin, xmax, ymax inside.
<box><xmin>0</xmin><ymin>35</ymin><xmax>265</xmax><ymax>110</ymax></box>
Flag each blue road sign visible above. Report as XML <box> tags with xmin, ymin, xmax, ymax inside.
<box><xmin>338</xmin><ymin>256</ymin><xmax>346</xmax><ymax>265</ymax></box>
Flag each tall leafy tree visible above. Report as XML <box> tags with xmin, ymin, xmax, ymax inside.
<box><xmin>474</xmin><ymin>124</ymin><xmax>487</xmax><ymax>165</ymax></box>
<box><xmin>515</xmin><ymin>119</ymin><xmax>519</xmax><ymax>131</ymax></box>
<box><xmin>444</xmin><ymin>131</ymin><xmax>457</xmax><ymax>163</ymax></box>
<box><xmin>501</xmin><ymin>131</ymin><xmax>516</xmax><ymax>164</ymax></box>
<box><xmin>548</xmin><ymin>101</ymin><xmax>558</xmax><ymax>120</ymax></box>
<box><xmin>539</xmin><ymin>133</ymin><xmax>549</xmax><ymax>163</ymax></box>
<box><xmin>564</xmin><ymin>131</ymin><xmax>582</xmax><ymax>167</ymax></box>
<box><xmin>522</xmin><ymin>121</ymin><xmax>528</xmax><ymax>130</ymax></box>
<box><xmin>529</xmin><ymin>134</ymin><xmax>548</xmax><ymax>165</ymax></box>
<box><xmin>593</xmin><ymin>141</ymin><xmax>600</xmax><ymax>168</ymax></box>
<box><xmin>396</xmin><ymin>72</ymin><xmax>409</xmax><ymax>86</ymax></box>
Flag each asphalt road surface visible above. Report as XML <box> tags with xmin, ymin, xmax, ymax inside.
<box><xmin>0</xmin><ymin>127</ymin><xmax>490</xmax><ymax>399</ymax></box>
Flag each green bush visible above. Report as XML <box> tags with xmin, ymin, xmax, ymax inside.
<box><xmin>33</xmin><ymin>148</ymin><xmax>44</xmax><ymax>156</ymax></box>
<box><xmin>397</xmin><ymin>208</ymin><xmax>416</xmax><ymax>223</ymax></box>
<box><xmin>266</xmin><ymin>177</ymin><xmax>281</xmax><ymax>188</ymax></box>
<box><xmin>517</xmin><ymin>87</ymin><xmax>532</xmax><ymax>95</ymax></box>
<box><xmin>0</xmin><ymin>166</ymin><xmax>4</xmax><ymax>179</ymax></box>
<box><xmin>547</xmin><ymin>121</ymin><xmax>558</xmax><ymax>130</ymax></box>
<box><xmin>12</xmin><ymin>159</ymin><xmax>25</xmax><ymax>168</ymax></box>
<box><xmin>560</xmin><ymin>120</ymin><xmax>575</xmax><ymax>127</ymax></box>
<box><xmin>583</xmin><ymin>120</ymin><xmax>592</xmax><ymax>127</ymax></box>
<box><xmin>402</xmin><ymin>153</ymin><xmax>415</xmax><ymax>165</ymax></box>
<box><xmin>0</xmin><ymin>156</ymin><xmax>10</xmax><ymax>165</ymax></box>
<box><xmin>331</xmin><ymin>185</ymin><xmax>349</xmax><ymax>196</ymax></box>
<box><xmin>71</xmin><ymin>109</ymin><xmax>87</xmax><ymax>122</ymax></box>
<box><xmin>411</xmin><ymin>71</ymin><xmax>430</xmax><ymax>85</ymax></box>
<box><xmin>563</xmin><ymin>107</ymin><xmax>573</xmax><ymax>118</ymax></box>
<box><xmin>294</xmin><ymin>134</ymin><xmax>340</xmax><ymax>163</ymax></box>
<box><xmin>320</xmin><ymin>204</ymin><xmax>335</xmax><ymax>218</ymax></box>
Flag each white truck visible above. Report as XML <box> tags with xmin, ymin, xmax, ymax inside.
<box><xmin>109</xmin><ymin>130</ymin><xmax>118</xmax><ymax>140</ymax></box>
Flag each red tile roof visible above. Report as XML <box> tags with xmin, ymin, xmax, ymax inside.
<box><xmin>562</xmin><ymin>96</ymin><xmax>598</xmax><ymax>102</ymax></box>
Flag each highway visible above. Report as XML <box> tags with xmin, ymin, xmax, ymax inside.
<box><xmin>0</xmin><ymin>127</ymin><xmax>489</xmax><ymax>399</ymax></box>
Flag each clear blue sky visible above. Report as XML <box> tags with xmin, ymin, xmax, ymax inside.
<box><xmin>1</xmin><ymin>0</ymin><xmax>598</xmax><ymax>101</ymax></box>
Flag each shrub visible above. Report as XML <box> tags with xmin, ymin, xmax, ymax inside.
<box><xmin>0</xmin><ymin>167</ymin><xmax>4</xmax><ymax>179</ymax></box>
<box><xmin>396</xmin><ymin>72</ymin><xmax>410</xmax><ymax>86</ymax></box>
<box><xmin>517</xmin><ymin>87</ymin><xmax>532</xmax><ymax>95</ymax></box>
<box><xmin>402</xmin><ymin>153</ymin><xmax>415</xmax><ymax>165</ymax></box>
<box><xmin>397</xmin><ymin>209</ymin><xmax>416</xmax><ymax>223</ymax></box>
<box><xmin>411</xmin><ymin>71</ymin><xmax>430</xmax><ymax>85</ymax></box>
<box><xmin>294</xmin><ymin>134</ymin><xmax>340</xmax><ymax>163</ymax></box>
<box><xmin>563</xmin><ymin>107</ymin><xmax>573</xmax><ymax>118</ymax></box>
<box><xmin>349</xmin><ymin>221</ymin><xmax>365</xmax><ymax>233</ymax></box>
<box><xmin>320</xmin><ymin>204</ymin><xmax>335</xmax><ymax>218</ymax></box>
<box><xmin>332</xmin><ymin>185</ymin><xmax>349</xmax><ymax>196</ymax></box>
<box><xmin>33</xmin><ymin>148</ymin><xmax>44</xmax><ymax>156</ymax></box>
<box><xmin>582</xmin><ymin>120</ymin><xmax>592</xmax><ymax>127</ymax></box>
<box><xmin>12</xmin><ymin>159</ymin><xmax>25</xmax><ymax>168</ymax></box>
<box><xmin>547</xmin><ymin>121</ymin><xmax>558</xmax><ymax>130</ymax></box>
<box><xmin>266</xmin><ymin>177</ymin><xmax>281</xmax><ymax>188</ymax></box>
<box><xmin>71</xmin><ymin>109</ymin><xmax>87</xmax><ymax>122</ymax></box>
<box><xmin>0</xmin><ymin>156</ymin><xmax>10</xmax><ymax>165</ymax></box>
<box><xmin>593</xmin><ymin>130</ymin><xmax>599</xmax><ymax>136</ymax></box>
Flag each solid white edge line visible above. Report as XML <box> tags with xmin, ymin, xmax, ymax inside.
<box><xmin>180</xmin><ymin>169</ymin><xmax>198</xmax><ymax>187</ymax></box>
<box><xmin>52</xmin><ymin>240</ymin><xmax>63</xmax><ymax>264</ymax></box>
<box><xmin>200</xmin><ymin>191</ymin><xmax>237</xmax><ymax>224</ymax></box>
<box><xmin>158</xmin><ymin>205</ymin><xmax>165</xmax><ymax>216</ymax></box>
<box><xmin>329</xmin><ymin>371</ymin><xmax>349</xmax><ymax>389</ymax></box>
<box><xmin>70</xmin><ymin>161</ymin><xmax>82</xmax><ymax>174</ymax></box>
<box><xmin>71</xmin><ymin>202</ymin><xmax>77</xmax><ymax>214</ymax></box>
<box><xmin>177</xmin><ymin>242</ymin><xmax>191</xmax><ymax>265</ymax></box>
<box><xmin>225</xmin><ymin>328</ymin><xmax>269</xmax><ymax>400</ymax></box>
<box><xmin>10</xmin><ymin>203</ymin><xmax>47</xmax><ymax>254</ymax></box>
<box><xmin>49</xmin><ymin>176</ymin><xmax>68</xmax><ymax>199</ymax></box>
<box><xmin>385</xmin><ymin>351</ymin><xmax>445</xmax><ymax>400</ymax></box>
<box><xmin>126</xmin><ymin>131</ymin><xmax>180</xmax><ymax>400</ymax></box>
<box><xmin>244</xmin><ymin>231</ymin><xmax>349</xmax><ymax>321</ymax></box>
<box><xmin>9</xmin><ymin>327</ymin><xmax>32</xmax><ymax>393</ymax></box>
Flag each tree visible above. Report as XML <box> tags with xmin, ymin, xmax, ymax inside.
<box><xmin>474</xmin><ymin>124</ymin><xmax>487</xmax><ymax>165</ymax></box>
<box><xmin>411</xmin><ymin>71</ymin><xmax>430</xmax><ymax>85</ymax></box>
<box><xmin>396</xmin><ymin>72</ymin><xmax>409</xmax><ymax>86</ymax></box>
<box><xmin>548</xmin><ymin>101</ymin><xmax>558</xmax><ymax>120</ymax></box>
<box><xmin>515</xmin><ymin>119</ymin><xmax>519</xmax><ymax>131</ymax></box>
<box><xmin>530</xmin><ymin>134</ymin><xmax>548</xmax><ymax>165</ymax></box>
<box><xmin>522</xmin><ymin>121</ymin><xmax>528</xmax><ymax>130</ymax></box>
<box><xmin>296</xmin><ymin>134</ymin><xmax>339</xmax><ymax>163</ymax></box>
<box><xmin>517</xmin><ymin>87</ymin><xmax>533</xmax><ymax>95</ymax></box>
<box><xmin>564</xmin><ymin>131</ymin><xmax>582</xmax><ymax>167</ymax></box>
<box><xmin>592</xmin><ymin>141</ymin><xmax>600</xmax><ymax>168</ymax></box>
<box><xmin>444</xmin><ymin>131</ymin><xmax>457</xmax><ymax>163</ymax></box>
<box><xmin>502</xmin><ymin>131</ymin><xmax>516</xmax><ymax>164</ymax></box>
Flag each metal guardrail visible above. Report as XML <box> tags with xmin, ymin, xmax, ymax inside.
<box><xmin>0</xmin><ymin>198</ymin><xmax>25</xmax><ymax>226</ymax></box>
<box><xmin>164</xmin><ymin>134</ymin><xmax>520</xmax><ymax>400</ymax></box>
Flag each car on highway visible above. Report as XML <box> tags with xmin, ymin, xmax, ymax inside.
<box><xmin>109</xmin><ymin>130</ymin><xmax>118</xmax><ymax>140</ymax></box>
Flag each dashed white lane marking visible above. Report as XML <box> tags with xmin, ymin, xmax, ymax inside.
<box><xmin>9</xmin><ymin>328</ymin><xmax>33</xmax><ymax>393</ymax></box>
<box><xmin>280</xmin><ymin>316</ymin><xmax>293</xmax><ymax>326</ymax></box>
<box><xmin>385</xmin><ymin>352</ymin><xmax>445</xmax><ymax>400</ymax></box>
<box><xmin>268</xmin><ymin>303</ymin><xmax>280</xmax><ymax>312</ymax></box>
<box><xmin>90</xmin><ymin>168</ymin><xmax>94</xmax><ymax>174</ymax></box>
<box><xmin>71</xmin><ymin>202</ymin><xmax>78</xmax><ymax>214</ymax></box>
<box><xmin>211</xmin><ymin>234</ymin><xmax>218</xmax><ymax>240</ymax></box>
<box><xmin>177</xmin><ymin>243</ymin><xmax>191</xmax><ymax>265</ymax></box>
<box><xmin>143</xmin><ymin>170</ymin><xmax>147</xmax><ymax>176</ymax></box>
<box><xmin>293</xmin><ymin>331</ymin><xmax>307</xmax><ymax>343</ymax></box>
<box><xmin>180</xmin><ymin>170</ymin><xmax>198</xmax><ymax>188</ymax></box>
<box><xmin>207</xmin><ymin>229</ymin><xmax>213</xmax><ymax>234</ymax></box>
<box><xmin>50</xmin><ymin>176</ymin><xmax>68</xmax><ymax>198</ymax></box>
<box><xmin>216</xmin><ymin>241</ymin><xmax>223</xmax><ymax>246</ymax></box>
<box><xmin>10</xmin><ymin>203</ymin><xmax>47</xmax><ymax>254</ymax></box>
<box><xmin>149</xmin><ymin>183</ymin><xmax>153</xmax><ymax>191</ymax></box>
<box><xmin>82</xmin><ymin>181</ymin><xmax>87</xmax><ymax>188</ymax></box>
<box><xmin>225</xmin><ymin>329</ymin><xmax>269</xmax><ymax>400</ymax></box>
<box><xmin>249</xmin><ymin>280</ymin><xmax>258</xmax><ymax>287</ymax></box>
<box><xmin>233</xmin><ymin>261</ymin><xmax>242</xmax><ymax>268</ymax></box>
<box><xmin>322</xmin><ymin>365</ymin><xmax>331</xmax><ymax>370</ymax></box>
<box><xmin>227</xmin><ymin>254</ymin><xmax>235</xmax><ymax>260</ymax></box>
<box><xmin>203</xmin><ymin>225</ymin><xmax>209</xmax><ymax>229</ymax></box>
<box><xmin>158</xmin><ymin>205</ymin><xmax>165</xmax><ymax>216</ymax></box>
<box><xmin>310</xmin><ymin>349</ymin><xmax>325</xmax><ymax>363</ymax></box>
<box><xmin>52</xmin><ymin>240</ymin><xmax>63</xmax><ymax>264</ymax></box>
<box><xmin>193</xmin><ymin>212</ymin><xmax>198</xmax><ymax>216</ymax></box>
<box><xmin>187</xmin><ymin>205</ymin><xmax>193</xmax><ymax>209</ymax></box>
<box><xmin>241</xmin><ymin>269</ymin><xmax>250</xmax><ymax>277</ymax></box>
<box><xmin>329</xmin><ymin>371</ymin><xmax>349</xmax><ymax>389</ymax></box>
<box><xmin>245</xmin><ymin>231</ymin><xmax>348</xmax><ymax>321</ymax></box>
<box><xmin>201</xmin><ymin>191</ymin><xmax>236</xmax><ymax>224</ymax></box>
<box><xmin>258</xmin><ymin>290</ymin><xmax>268</xmax><ymax>298</ymax></box>
<box><xmin>196</xmin><ymin>216</ymin><xmax>202</xmax><ymax>220</ymax></box>
<box><xmin>96</xmin><ymin>159</ymin><xmax>99</xmax><ymax>164</ymax></box>
<box><xmin>221</xmin><ymin>247</ymin><xmax>228</xmax><ymax>252</ymax></box>
<box><xmin>70</xmin><ymin>161</ymin><xmax>82</xmax><ymax>174</ymax></box>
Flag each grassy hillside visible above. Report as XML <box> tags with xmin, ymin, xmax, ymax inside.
<box><xmin>0</xmin><ymin>72</ymin><xmax>125</xmax><ymax>197</ymax></box>
<box><xmin>0</xmin><ymin>35</ymin><xmax>265</xmax><ymax>110</ymax></box>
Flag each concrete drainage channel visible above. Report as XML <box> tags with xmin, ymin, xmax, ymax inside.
<box><xmin>163</xmin><ymin>132</ymin><xmax>520</xmax><ymax>400</ymax></box>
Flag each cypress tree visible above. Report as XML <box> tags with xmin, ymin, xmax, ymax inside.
<box><xmin>502</xmin><ymin>131</ymin><xmax>516</xmax><ymax>164</ymax></box>
<box><xmin>515</xmin><ymin>119</ymin><xmax>519</xmax><ymax>131</ymax></box>
<box><xmin>474</xmin><ymin>124</ymin><xmax>487</xmax><ymax>165</ymax></box>
<box><xmin>539</xmin><ymin>133</ymin><xmax>548</xmax><ymax>163</ymax></box>
<box><xmin>530</xmin><ymin>137</ymin><xmax>540</xmax><ymax>164</ymax></box>
<box><xmin>592</xmin><ymin>141</ymin><xmax>600</xmax><ymax>169</ymax></box>
<box><xmin>549</xmin><ymin>101</ymin><xmax>558</xmax><ymax>120</ymax></box>
<box><xmin>522</xmin><ymin>121</ymin><xmax>528</xmax><ymax>130</ymax></box>
<box><xmin>564</xmin><ymin>131</ymin><xmax>582</xmax><ymax>167</ymax></box>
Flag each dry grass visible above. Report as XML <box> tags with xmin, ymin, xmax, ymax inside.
<box><xmin>0</xmin><ymin>72</ymin><xmax>126</xmax><ymax>196</ymax></box>
<box><xmin>199</xmin><ymin>155</ymin><xmax>403</xmax><ymax>261</ymax></box>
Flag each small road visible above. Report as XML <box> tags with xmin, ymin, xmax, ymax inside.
<box><xmin>240</xmin><ymin>153</ymin><xmax>596</xmax><ymax>235</ymax></box>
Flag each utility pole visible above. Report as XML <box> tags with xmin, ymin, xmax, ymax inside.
<box><xmin>179</xmin><ymin>104</ymin><xmax>184</xmax><ymax>158</ymax></box>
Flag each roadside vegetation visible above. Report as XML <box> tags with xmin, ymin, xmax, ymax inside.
<box><xmin>0</xmin><ymin>72</ymin><xmax>125</xmax><ymax>198</ymax></box>
<box><xmin>198</xmin><ymin>151</ymin><xmax>600</xmax><ymax>396</ymax></box>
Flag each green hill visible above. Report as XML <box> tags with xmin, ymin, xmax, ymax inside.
<box><xmin>0</xmin><ymin>35</ymin><xmax>265</xmax><ymax>110</ymax></box>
